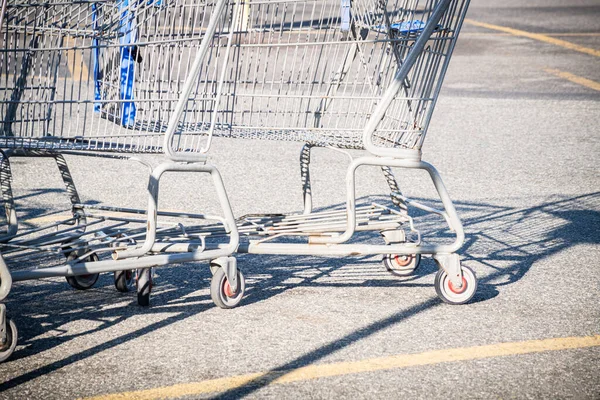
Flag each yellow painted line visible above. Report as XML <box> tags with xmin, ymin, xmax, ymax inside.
<box><xmin>462</xmin><ymin>32</ymin><xmax>600</xmax><ymax>37</ymax></box>
<box><xmin>544</xmin><ymin>68</ymin><xmax>600</xmax><ymax>92</ymax></box>
<box><xmin>462</xmin><ymin>32</ymin><xmax>512</xmax><ymax>36</ymax></box>
<box><xmin>83</xmin><ymin>334</ymin><xmax>600</xmax><ymax>400</ymax></box>
<box><xmin>465</xmin><ymin>19</ymin><xmax>600</xmax><ymax>58</ymax></box>
<box><xmin>65</xmin><ymin>37</ymin><xmax>90</xmax><ymax>81</ymax></box>
<box><xmin>547</xmin><ymin>32</ymin><xmax>600</xmax><ymax>37</ymax></box>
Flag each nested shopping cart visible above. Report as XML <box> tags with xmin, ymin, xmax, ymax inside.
<box><xmin>0</xmin><ymin>0</ymin><xmax>473</xmax><ymax>362</ymax></box>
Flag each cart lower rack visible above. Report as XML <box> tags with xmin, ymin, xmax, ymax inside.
<box><xmin>0</xmin><ymin>0</ymin><xmax>474</xmax><ymax>362</ymax></box>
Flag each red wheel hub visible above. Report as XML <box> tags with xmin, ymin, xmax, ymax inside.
<box><xmin>393</xmin><ymin>254</ymin><xmax>413</xmax><ymax>267</ymax></box>
<box><xmin>223</xmin><ymin>280</ymin><xmax>236</xmax><ymax>297</ymax></box>
<box><xmin>448</xmin><ymin>276</ymin><xmax>468</xmax><ymax>294</ymax></box>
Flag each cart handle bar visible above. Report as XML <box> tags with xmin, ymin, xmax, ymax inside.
<box><xmin>162</xmin><ymin>0</ymin><xmax>229</xmax><ymax>163</ymax></box>
<box><xmin>362</xmin><ymin>0</ymin><xmax>452</xmax><ymax>161</ymax></box>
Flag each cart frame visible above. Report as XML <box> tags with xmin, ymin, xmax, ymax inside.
<box><xmin>0</xmin><ymin>0</ymin><xmax>474</xmax><ymax>362</ymax></box>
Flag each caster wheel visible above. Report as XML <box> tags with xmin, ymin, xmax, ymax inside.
<box><xmin>383</xmin><ymin>253</ymin><xmax>421</xmax><ymax>277</ymax></box>
<box><xmin>0</xmin><ymin>319</ymin><xmax>18</xmax><ymax>363</ymax></box>
<box><xmin>434</xmin><ymin>265</ymin><xmax>477</xmax><ymax>305</ymax></box>
<box><xmin>210</xmin><ymin>267</ymin><xmax>245</xmax><ymax>309</ymax></box>
<box><xmin>65</xmin><ymin>253</ymin><xmax>100</xmax><ymax>290</ymax></box>
<box><xmin>137</xmin><ymin>268</ymin><xmax>152</xmax><ymax>306</ymax></box>
<box><xmin>114</xmin><ymin>269</ymin><xmax>135</xmax><ymax>293</ymax></box>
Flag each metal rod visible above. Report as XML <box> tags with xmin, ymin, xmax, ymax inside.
<box><xmin>362</xmin><ymin>0</ymin><xmax>452</xmax><ymax>159</ymax></box>
<box><xmin>162</xmin><ymin>0</ymin><xmax>228</xmax><ymax>162</ymax></box>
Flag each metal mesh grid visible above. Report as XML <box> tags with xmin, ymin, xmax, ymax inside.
<box><xmin>0</xmin><ymin>0</ymin><xmax>468</xmax><ymax>153</ymax></box>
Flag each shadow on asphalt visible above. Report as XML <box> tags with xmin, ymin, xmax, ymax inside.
<box><xmin>211</xmin><ymin>191</ymin><xmax>600</xmax><ymax>399</ymax></box>
<box><xmin>0</xmin><ymin>191</ymin><xmax>598</xmax><ymax>395</ymax></box>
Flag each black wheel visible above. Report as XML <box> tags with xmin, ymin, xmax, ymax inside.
<box><xmin>210</xmin><ymin>267</ymin><xmax>245</xmax><ymax>309</ymax></box>
<box><xmin>65</xmin><ymin>253</ymin><xmax>100</xmax><ymax>290</ymax></box>
<box><xmin>434</xmin><ymin>265</ymin><xmax>477</xmax><ymax>305</ymax></box>
<box><xmin>114</xmin><ymin>269</ymin><xmax>135</xmax><ymax>293</ymax></box>
<box><xmin>383</xmin><ymin>253</ymin><xmax>421</xmax><ymax>276</ymax></box>
<box><xmin>0</xmin><ymin>319</ymin><xmax>18</xmax><ymax>363</ymax></box>
<box><xmin>136</xmin><ymin>268</ymin><xmax>152</xmax><ymax>306</ymax></box>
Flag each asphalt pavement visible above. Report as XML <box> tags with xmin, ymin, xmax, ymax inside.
<box><xmin>0</xmin><ymin>1</ymin><xmax>599</xmax><ymax>399</ymax></box>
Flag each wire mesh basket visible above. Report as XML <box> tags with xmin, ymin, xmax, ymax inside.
<box><xmin>1</xmin><ymin>0</ymin><xmax>468</xmax><ymax>154</ymax></box>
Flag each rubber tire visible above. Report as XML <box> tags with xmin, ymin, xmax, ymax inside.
<box><xmin>210</xmin><ymin>268</ymin><xmax>245</xmax><ymax>309</ymax></box>
<box><xmin>137</xmin><ymin>268</ymin><xmax>152</xmax><ymax>307</ymax></box>
<box><xmin>0</xmin><ymin>319</ymin><xmax>18</xmax><ymax>363</ymax></box>
<box><xmin>114</xmin><ymin>269</ymin><xmax>135</xmax><ymax>293</ymax></box>
<box><xmin>383</xmin><ymin>253</ymin><xmax>421</xmax><ymax>277</ymax></box>
<box><xmin>65</xmin><ymin>253</ymin><xmax>100</xmax><ymax>290</ymax></box>
<box><xmin>209</xmin><ymin>263</ymin><xmax>220</xmax><ymax>276</ymax></box>
<box><xmin>434</xmin><ymin>265</ymin><xmax>477</xmax><ymax>305</ymax></box>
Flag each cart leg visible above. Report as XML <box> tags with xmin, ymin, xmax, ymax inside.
<box><xmin>311</xmin><ymin>156</ymin><xmax>465</xmax><ymax>252</ymax></box>
<box><xmin>380</xmin><ymin>166</ymin><xmax>408</xmax><ymax>214</ymax></box>
<box><xmin>300</xmin><ymin>143</ymin><xmax>314</xmax><ymax>215</ymax></box>
<box><xmin>1</xmin><ymin>150</ymin><xmax>85</xmax><ymax>226</ymax></box>
<box><xmin>211</xmin><ymin>256</ymin><xmax>239</xmax><ymax>293</ymax></box>
<box><xmin>433</xmin><ymin>253</ymin><xmax>462</xmax><ymax>287</ymax></box>
<box><xmin>0</xmin><ymin>151</ymin><xmax>17</xmax><ymax>240</ymax></box>
<box><xmin>111</xmin><ymin>161</ymin><xmax>240</xmax><ymax>307</ymax></box>
<box><xmin>380</xmin><ymin>167</ymin><xmax>416</xmax><ymax>277</ymax></box>
<box><xmin>53</xmin><ymin>153</ymin><xmax>86</xmax><ymax>224</ymax></box>
<box><xmin>114</xmin><ymin>161</ymin><xmax>240</xmax><ymax>261</ymax></box>
<box><xmin>301</xmin><ymin>146</ymin><xmax>410</xmax><ymax>216</ymax></box>
<box><xmin>0</xmin><ymin>150</ymin><xmax>106</xmax><ymax>291</ymax></box>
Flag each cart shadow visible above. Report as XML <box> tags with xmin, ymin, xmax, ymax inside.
<box><xmin>208</xmin><ymin>191</ymin><xmax>600</xmax><ymax>399</ymax></box>
<box><xmin>0</xmin><ymin>270</ymin><xmax>218</xmax><ymax>391</ymax></box>
<box><xmin>1</xmin><ymin>192</ymin><xmax>598</xmax><ymax>394</ymax></box>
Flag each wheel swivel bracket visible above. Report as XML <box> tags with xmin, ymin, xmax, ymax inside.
<box><xmin>433</xmin><ymin>253</ymin><xmax>463</xmax><ymax>288</ymax></box>
<box><xmin>213</xmin><ymin>256</ymin><xmax>238</xmax><ymax>293</ymax></box>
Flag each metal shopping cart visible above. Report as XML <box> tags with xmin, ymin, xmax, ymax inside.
<box><xmin>0</xmin><ymin>0</ymin><xmax>473</xmax><ymax>362</ymax></box>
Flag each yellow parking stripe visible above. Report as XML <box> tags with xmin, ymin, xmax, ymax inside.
<box><xmin>544</xmin><ymin>68</ymin><xmax>600</xmax><ymax>92</ymax></box>
<box><xmin>465</xmin><ymin>19</ymin><xmax>600</xmax><ymax>58</ymax></box>
<box><xmin>462</xmin><ymin>32</ymin><xmax>600</xmax><ymax>37</ymax></box>
<box><xmin>83</xmin><ymin>334</ymin><xmax>600</xmax><ymax>400</ymax></box>
<box><xmin>547</xmin><ymin>33</ymin><xmax>600</xmax><ymax>37</ymax></box>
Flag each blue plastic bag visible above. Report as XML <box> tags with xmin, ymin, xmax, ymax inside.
<box><xmin>118</xmin><ymin>0</ymin><xmax>137</xmax><ymax>127</ymax></box>
<box><xmin>374</xmin><ymin>19</ymin><xmax>428</xmax><ymax>35</ymax></box>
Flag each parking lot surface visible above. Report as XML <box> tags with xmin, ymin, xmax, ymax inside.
<box><xmin>1</xmin><ymin>1</ymin><xmax>599</xmax><ymax>399</ymax></box>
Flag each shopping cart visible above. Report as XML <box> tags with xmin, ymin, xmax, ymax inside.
<box><xmin>0</xmin><ymin>0</ymin><xmax>473</xmax><ymax>362</ymax></box>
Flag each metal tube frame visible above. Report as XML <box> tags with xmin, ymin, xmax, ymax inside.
<box><xmin>241</xmin><ymin>155</ymin><xmax>465</xmax><ymax>286</ymax></box>
<box><xmin>300</xmin><ymin>143</ymin><xmax>314</xmax><ymax>215</ymax></box>
<box><xmin>362</xmin><ymin>0</ymin><xmax>452</xmax><ymax>160</ymax></box>
<box><xmin>0</xmin><ymin>0</ymin><xmax>469</xmax><ymax>296</ymax></box>
<box><xmin>0</xmin><ymin>149</ymin><xmax>85</xmax><ymax>242</ymax></box>
<box><xmin>299</xmin><ymin>144</ymin><xmax>409</xmax><ymax>216</ymax></box>
<box><xmin>114</xmin><ymin>161</ymin><xmax>239</xmax><ymax>260</ymax></box>
<box><xmin>9</xmin><ymin>161</ymin><xmax>239</xmax><ymax>281</ymax></box>
<box><xmin>162</xmin><ymin>0</ymin><xmax>230</xmax><ymax>162</ymax></box>
<box><xmin>247</xmin><ymin>156</ymin><xmax>463</xmax><ymax>254</ymax></box>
